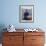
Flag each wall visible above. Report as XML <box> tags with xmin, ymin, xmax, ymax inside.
<box><xmin>0</xmin><ymin>0</ymin><xmax>46</xmax><ymax>29</ymax></box>
<box><xmin>0</xmin><ymin>0</ymin><xmax>46</xmax><ymax>43</ymax></box>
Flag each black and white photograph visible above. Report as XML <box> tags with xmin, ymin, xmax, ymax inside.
<box><xmin>19</xmin><ymin>5</ymin><xmax>34</xmax><ymax>23</ymax></box>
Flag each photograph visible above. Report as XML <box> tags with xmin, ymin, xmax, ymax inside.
<box><xmin>19</xmin><ymin>5</ymin><xmax>34</xmax><ymax>23</ymax></box>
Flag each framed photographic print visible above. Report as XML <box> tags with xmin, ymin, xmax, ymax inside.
<box><xmin>19</xmin><ymin>5</ymin><xmax>34</xmax><ymax>23</ymax></box>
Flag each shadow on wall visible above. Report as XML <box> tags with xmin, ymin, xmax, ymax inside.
<box><xmin>0</xmin><ymin>24</ymin><xmax>7</xmax><ymax>43</ymax></box>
